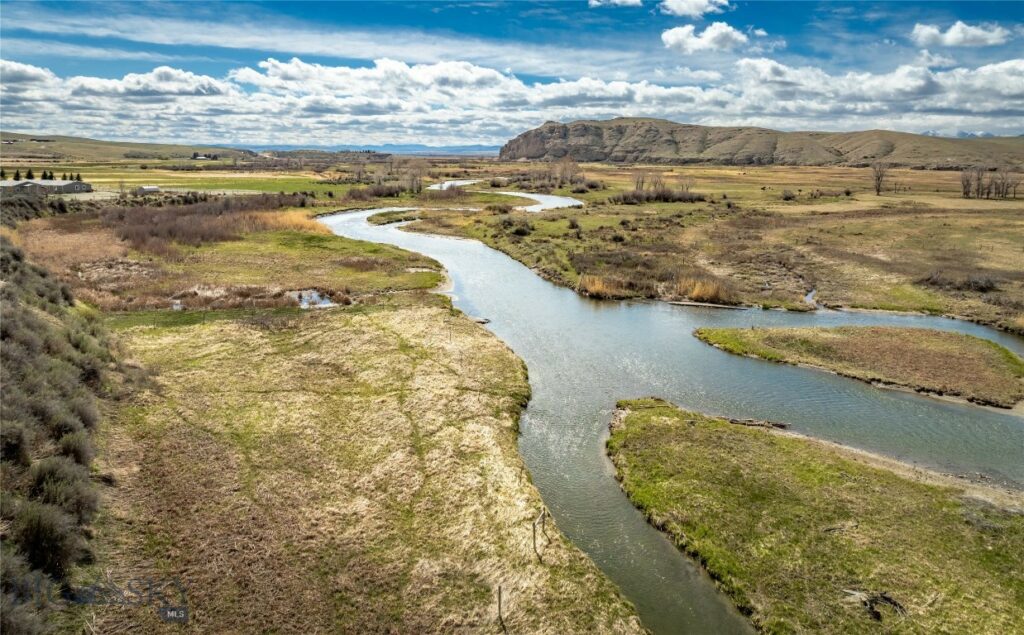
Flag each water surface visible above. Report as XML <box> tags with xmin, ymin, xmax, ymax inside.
<box><xmin>321</xmin><ymin>208</ymin><xmax>1024</xmax><ymax>634</ymax></box>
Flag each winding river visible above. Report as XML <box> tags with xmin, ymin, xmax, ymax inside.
<box><xmin>319</xmin><ymin>192</ymin><xmax>1024</xmax><ymax>634</ymax></box>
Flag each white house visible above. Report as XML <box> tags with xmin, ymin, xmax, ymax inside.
<box><xmin>135</xmin><ymin>185</ymin><xmax>161</xmax><ymax>195</ymax></box>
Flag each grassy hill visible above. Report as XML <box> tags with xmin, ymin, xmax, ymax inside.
<box><xmin>500</xmin><ymin>118</ymin><xmax>1024</xmax><ymax>168</ymax></box>
<box><xmin>0</xmin><ymin>131</ymin><xmax>252</xmax><ymax>162</ymax></box>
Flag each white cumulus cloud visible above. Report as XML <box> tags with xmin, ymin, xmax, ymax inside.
<box><xmin>2</xmin><ymin>54</ymin><xmax>1022</xmax><ymax>144</ymax></box>
<box><xmin>662</xmin><ymin>22</ymin><xmax>748</xmax><ymax>54</ymax></box>
<box><xmin>658</xmin><ymin>0</ymin><xmax>730</xmax><ymax>18</ymax></box>
<box><xmin>588</xmin><ymin>0</ymin><xmax>643</xmax><ymax>7</ymax></box>
<box><xmin>911</xmin><ymin>21</ymin><xmax>1011</xmax><ymax>47</ymax></box>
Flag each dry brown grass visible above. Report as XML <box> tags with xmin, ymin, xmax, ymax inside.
<box><xmin>87</xmin><ymin>301</ymin><xmax>640</xmax><ymax>633</ymax></box>
<box><xmin>13</xmin><ymin>207</ymin><xmax>436</xmax><ymax>311</ymax></box>
<box><xmin>673</xmin><ymin>276</ymin><xmax>737</xmax><ymax>304</ymax></box>
<box><xmin>696</xmin><ymin>326</ymin><xmax>1024</xmax><ymax>408</ymax></box>
<box><xmin>578</xmin><ymin>273</ymin><xmax>628</xmax><ymax>298</ymax></box>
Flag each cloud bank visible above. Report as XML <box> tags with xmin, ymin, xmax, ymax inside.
<box><xmin>3</xmin><ymin>53</ymin><xmax>1022</xmax><ymax>145</ymax></box>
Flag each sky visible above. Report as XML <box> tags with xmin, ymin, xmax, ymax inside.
<box><xmin>1</xmin><ymin>0</ymin><xmax>1022</xmax><ymax>146</ymax></box>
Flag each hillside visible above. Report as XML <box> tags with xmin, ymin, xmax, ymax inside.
<box><xmin>0</xmin><ymin>131</ymin><xmax>252</xmax><ymax>162</ymax></box>
<box><xmin>500</xmin><ymin>118</ymin><xmax>1024</xmax><ymax>168</ymax></box>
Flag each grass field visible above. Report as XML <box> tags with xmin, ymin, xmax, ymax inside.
<box><xmin>12</xmin><ymin>207</ymin><xmax>441</xmax><ymax>310</ymax></box>
<box><xmin>406</xmin><ymin>163</ymin><xmax>1024</xmax><ymax>332</ymax></box>
<box><xmin>695</xmin><ymin>326</ymin><xmax>1024</xmax><ymax>408</ymax></box>
<box><xmin>67</xmin><ymin>296</ymin><xmax>640</xmax><ymax>633</ymax></box>
<box><xmin>6</xmin><ymin>190</ymin><xmax>643</xmax><ymax>632</ymax></box>
<box><xmin>608</xmin><ymin>398</ymin><xmax>1024</xmax><ymax>634</ymax></box>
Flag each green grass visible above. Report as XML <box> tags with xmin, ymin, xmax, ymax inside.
<box><xmin>608</xmin><ymin>398</ymin><xmax>1024</xmax><ymax>634</ymax></box>
<box><xmin>695</xmin><ymin>326</ymin><xmax>1024</xmax><ymax>408</ymax></box>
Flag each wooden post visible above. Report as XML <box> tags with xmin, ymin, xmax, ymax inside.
<box><xmin>497</xmin><ymin>585</ymin><xmax>507</xmax><ymax>633</ymax></box>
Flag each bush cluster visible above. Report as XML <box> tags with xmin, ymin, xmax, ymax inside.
<box><xmin>608</xmin><ymin>189</ymin><xmax>705</xmax><ymax>205</ymax></box>
<box><xmin>102</xmin><ymin>193</ymin><xmax>307</xmax><ymax>256</ymax></box>
<box><xmin>1</xmin><ymin>237</ymin><xmax>113</xmax><ymax>631</ymax></box>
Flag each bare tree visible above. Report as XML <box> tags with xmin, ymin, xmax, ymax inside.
<box><xmin>633</xmin><ymin>171</ymin><xmax>648</xmax><ymax>191</ymax></box>
<box><xmin>871</xmin><ymin>162</ymin><xmax>889</xmax><ymax>196</ymax></box>
<box><xmin>556</xmin><ymin>156</ymin><xmax>580</xmax><ymax>186</ymax></box>
<box><xmin>960</xmin><ymin>169</ymin><xmax>974</xmax><ymax>198</ymax></box>
<box><xmin>973</xmin><ymin>166</ymin><xmax>987</xmax><ymax>199</ymax></box>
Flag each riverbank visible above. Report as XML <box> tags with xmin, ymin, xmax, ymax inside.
<box><xmin>78</xmin><ymin>296</ymin><xmax>641</xmax><ymax>633</ymax></box>
<box><xmin>3</xmin><ymin>196</ymin><xmax>642</xmax><ymax>632</ymax></box>
<box><xmin>695</xmin><ymin>326</ymin><xmax>1024</xmax><ymax>409</ymax></box>
<box><xmin>607</xmin><ymin>398</ymin><xmax>1024</xmax><ymax>634</ymax></box>
<box><xmin>405</xmin><ymin>193</ymin><xmax>1024</xmax><ymax>334</ymax></box>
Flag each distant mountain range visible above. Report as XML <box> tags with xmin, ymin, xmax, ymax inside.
<box><xmin>500</xmin><ymin>118</ymin><xmax>1024</xmax><ymax>169</ymax></box>
<box><xmin>921</xmin><ymin>130</ymin><xmax>1001</xmax><ymax>139</ymax></box>
<box><xmin>225</xmin><ymin>143</ymin><xmax>500</xmax><ymax>156</ymax></box>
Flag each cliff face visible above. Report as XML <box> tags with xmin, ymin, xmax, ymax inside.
<box><xmin>499</xmin><ymin>118</ymin><xmax>1024</xmax><ymax>168</ymax></box>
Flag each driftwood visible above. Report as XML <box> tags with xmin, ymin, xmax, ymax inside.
<box><xmin>728</xmin><ymin>417</ymin><xmax>788</xmax><ymax>429</ymax></box>
<box><xmin>843</xmin><ymin>590</ymin><xmax>906</xmax><ymax>621</ymax></box>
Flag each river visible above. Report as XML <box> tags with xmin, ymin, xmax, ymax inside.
<box><xmin>318</xmin><ymin>196</ymin><xmax>1024</xmax><ymax>634</ymax></box>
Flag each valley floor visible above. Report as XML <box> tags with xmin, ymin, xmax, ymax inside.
<box><xmin>75</xmin><ymin>296</ymin><xmax>639</xmax><ymax>632</ymax></box>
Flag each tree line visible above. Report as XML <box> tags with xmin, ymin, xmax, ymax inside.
<box><xmin>0</xmin><ymin>169</ymin><xmax>83</xmax><ymax>182</ymax></box>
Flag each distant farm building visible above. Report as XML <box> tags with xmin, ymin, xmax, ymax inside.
<box><xmin>135</xmin><ymin>185</ymin><xmax>161</xmax><ymax>195</ymax></box>
<box><xmin>0</xmin><ymin>179</ymin><xmax>93</xmax><ymax>195</ymax></box>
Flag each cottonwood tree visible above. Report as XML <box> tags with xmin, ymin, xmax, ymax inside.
<box><xmin>556</xmin><ymin>156</ymin><xmax>580</xmax><ymax>186</ymax></box>
<box><xmin>871</xmin><ymin>162</ymin><xmax>889</xmax><ymax>195</ymax></box>
<box><xmin>960</xmin><ymin>169</ymin><xmax>974</xmax><ymax>198</ymax></box>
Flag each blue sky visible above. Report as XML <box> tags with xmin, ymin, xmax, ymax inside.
<box><xmin>1</xmin><ymin>1</ymin><xmax>1022</xmax><ymax>144</ymax></box>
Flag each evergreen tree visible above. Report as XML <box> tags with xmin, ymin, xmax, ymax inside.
<box><xmin>26</xmin><ymin>168</ymin><xmax>35</xmax><ymax>179</ymax></box>
<box><xmin>75</xmin><ymin>173</ymin><xmax>82</xmax><ymax>181</ymax></box>
<box><xmin>1</xmin><ymin>168</ymin><xmax>6</xmax><ymax>180</ymax></box>
<box><xmin>62</xmin><ymin>173</ymin><xmax>68</xmax><ymax>180</ymax></box>
<box><xmin>13</xmin><ymin>169</ymin><xmax>21</xmax><ymax>180</ymax></box>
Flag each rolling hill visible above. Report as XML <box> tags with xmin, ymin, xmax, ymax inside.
<box><xmin>499</xmin><ymin>118</ymin><xmax>1024</xmax><ymax>169</ymax></box>
<box><xmin>0</xmin><ymin>132</ymin><xmax>253</xmax><ymax>162</ymax></box>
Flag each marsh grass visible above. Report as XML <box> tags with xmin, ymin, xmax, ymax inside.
<box><xmin>696</xmin><ymin>326</ymin><xmax>1024</xmax><ymax>407</ymax></box>
<box><xmin>85</xmin><ymin>300</ymin><xmax>641</xmax><ymax>633</ymax></box>
<box><xmin>608</xmin><ymin>399</ymin><xmax>1024</xmax><ymax>634</ymax></box>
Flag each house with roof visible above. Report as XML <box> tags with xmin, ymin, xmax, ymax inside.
<box><xmin>0</xmin><ymin>179</ymin><xmax>93</xmax><ymax>195</ymax></box>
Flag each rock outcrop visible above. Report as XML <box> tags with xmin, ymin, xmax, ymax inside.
<box><xmin>499</xmin><ymin>118</ymin><xmax>1024</xmax><ymax>168</ymax></box>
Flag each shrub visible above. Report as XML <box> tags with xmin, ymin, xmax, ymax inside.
<box><xmin>9</xmin><ymin>502</ymin><xmax>84</xmax><ymax>577</ymax></box>
<box><xmin>421</xmin><ymin>186</ymin><xmax>467</xmax><ymax>201</ymax></box>
<box><xmin>781</xmin><ymin>190</ymin><xmax>796</xmax><ymax>201</ymax></box>
<box><xmin>30</xmin><ymin>456</ymin><xmax>97</xmax><ymax>523</ymax></box>
<box><xmin>484</xmin><ymin>203</ymin><xmax>513</xmax><ymax>213</ymax></box>
<box><xmin>571</xmin><ymin>186</ymin><xmax>588</xmax><ymax>194</ymax></box>
<box><xmin>675</xmin><ymin>275</ymin><xmax>738</xmax><ymax>304</ymax></box>
<box><xmin>58</xmin><ymin>431</ymin><xmax>93</xmax><ymax>465</ymax></box>
<box><xmin>608</xmin><ymin>189</ymin><xmax>705</xmax><ymax>205</ymax></box>
<box><xmin>0</xmin><ymin>549</ymin><xmax>49</xmax><ymax>635</ymax></box>
<box><xmin>567</xmin><ymin>218</ymin><xmax>580</xmax><ymax>230</ymax></box>
<box><xmin>346</xmin><ymin>184</ymin><xmax>404</xmax><ymax>200</ymax></box>
<box><xmin>102</xmin><ymin>193</ymin><xmax>308</xmax><ymax>255</ymax></box>
<box><xmin>919</xmin><ymin>271</ymin><xmax>998</xmax><ymax>293</ymax></box>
